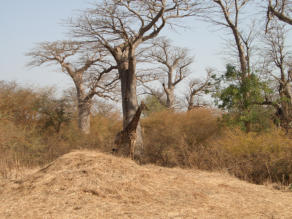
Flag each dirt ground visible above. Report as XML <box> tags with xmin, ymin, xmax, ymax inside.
<box><xmin>0</xmin><ymin>150</ymin><xmax>292</xmax><ymax>219</ymax></box>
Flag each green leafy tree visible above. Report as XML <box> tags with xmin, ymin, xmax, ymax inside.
<box><xmin>215</xmin><ymin>64</ymin><xmax>273</xmax><ymax>132</ymax></box>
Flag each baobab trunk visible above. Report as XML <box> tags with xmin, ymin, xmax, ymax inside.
<box><xmin>285</xmin><ymin>84</ymin><xmax>292</xmax><ymax>104</ymax></box>
<box><xmin>119</xmin><ymin>58</ymin><xmax>143</xmax><ymax>159</ymax></box>
<box><xmin>77</xmin><ymin>100</ymin><xmax>91</xmax><ymax>135</ymax></box>
<box><xmin>165</xmin><ymin>88</ymin><xmax>175</xmax><ymax>109</ymax></box>
<box><xmin>76</xmin><ymin>85</ymin><xmax>91</xmax><ymax>135</ymax></box>
<box><xmin>187</xmin><ymin>98</ymin><xmax>195</xmax><ymax>111</ymax></box>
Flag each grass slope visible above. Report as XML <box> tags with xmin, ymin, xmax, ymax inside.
<box><xmin>0</xmin><ymin>150</ymin><xmax>292</xmax><ymax>218</ymax></box>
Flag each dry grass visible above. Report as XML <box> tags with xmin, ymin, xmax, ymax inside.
<box><xmin>0</xmin><ymin>150</ymin><xmax>292</xmax><ymax>219</ymax></box>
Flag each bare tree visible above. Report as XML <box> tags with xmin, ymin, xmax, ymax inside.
<box><xmin>185</xmin><ymin>69</ymin><xmax>215</xmax><ymax>111</ymax></box>
<box><xmin>204</xmin><ymin>0</ymin><xmax>255</xmax><ymax>74</ymax></box>
<box><xmin>267</xmin><ymin>0</ymin><xmax>292</xmax><ymax>28</ymax></box>
<box><xmin>263</xmin><ymin>22</ymin><xmax>292</xmax><ymax>132</ymax></box>
<box><xmin>27</xmin><ymin>40</ymin><xmax>118</xmax><ymax>134</ymax></box>
<box><xmin>70</xmin><ymin>0</ymin><xmax>202</xmax><ymax>158</ymax></box>
<box><xmin>143</xmin><ymin>38</ymin><xmax>193</xmax><ymax>109</ymax></box>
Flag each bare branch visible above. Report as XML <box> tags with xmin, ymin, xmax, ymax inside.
<box><xmin>140</xmin><ymin>37</ymin><xmax>194</xmax><ymax>108</ymax></box>
<box><xmin>184</xmin><ymin>69</ymin><xmax>215</xmax><ymax>111</ymax></box>
<box><xmin>267</xmin><ymin>0</ymin><xmax>292</xmax><ymax>28</ymax></box>
<box><xmin>202</xmin><ymin>0</ymin><xmax>254</xmax><ymax>75</ymax></box>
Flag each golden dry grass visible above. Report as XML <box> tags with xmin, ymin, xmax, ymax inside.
<box><xmin>0</xmin><ymin>150</ymin><xmax>292</xmax><ymax>219</ymax></box>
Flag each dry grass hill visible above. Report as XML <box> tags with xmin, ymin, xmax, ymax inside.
<box><xmin>0</xmin><ymin>150</ymin><xmax>292</xmax><ymax>219</ymax></box>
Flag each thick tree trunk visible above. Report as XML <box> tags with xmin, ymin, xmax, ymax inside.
<box><xmin>76</xmin><ymin>85</ymin><xmax>91</xmax><ymax>135</ymax></box>
<box><xmin>119</xmin><ymin>57</ymin><xmax>143</xmax><ymax>159</ymax></box>
<box><xmin>77</xmin><ymin>99</ymin><xmax>91</xmax><ymax>135</ymax></box>
<box><xmin>187</xmin><ymin>97</ymin><xmax>195</xmax><ymax>111</ymax></box>
<box><xmin>165</xmin><ymin>88</ymin><xmax>175</xmax><ymax>109</ymax></box>
<box><xmin>285</xmin><ymin>84</ymin><xmax>292</xmax><ymax>104</ymax></box>
<box><xmin>120</xmin><ymin>67</ymin><xmax>138</xmax><ymax>127</ymax></box>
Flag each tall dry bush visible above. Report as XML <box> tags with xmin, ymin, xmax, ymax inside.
<box><xmin>142</xmin><ymin>108</ymin><xmax>292</xmax><ymax>185</ymax></box>
<box><xmin>0</xmin><ymin>118</ymin><xmax>42</xmax><ymax>178</ymax></box>
<box><xmin>0</xmin><ymin>82</ymin><xmax>40</xmax><ymax>126</ymax></box>
<box><xmin>60</xmin><ymin>112</ymin><xmax>122</xmax><ymax>153</ymax></box>
<box><xmin>88</xmin><ymin>113</ymin><xmax>121</xmax><ymax>151</ymax></box>
<box><xmin>142</xmin><ymin>108</ymin><xmax>221</xmax><ymax>167</ymax></box>
<box><xmin>211</xmin><ymin>129</ymin><xmax>292</xmax><ymax>184</ymax></box>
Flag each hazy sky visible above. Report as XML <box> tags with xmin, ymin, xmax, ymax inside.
<box><xmin>1</xmin><ymin>1</ymin><xmax>289</xmax><ymax>94</ymax></box>
<box><xmin>0</xmin><ymin>0</ymin><xmax>89</xmax><ymax>91</ymax></box>
<box><xmin>0</xmin><ymin>1</ymin><xmax>227</xmax><ymax>92</ymax></box>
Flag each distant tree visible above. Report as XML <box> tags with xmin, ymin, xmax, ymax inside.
<box><xmin>70</xmin><ymin>0</ymin><xmax>202</xmax><ymax>158</ymax></box>
<box><xmin>36</xmin><ymin>92</ymin><xmax>73</xmax><ymax>133</ymax></box>
<box><xmin>144</xmin><ymin>38</ymin><xmax>193</xmax><ymax>109</ymax></box>
<box><xmin>263</xmin><ymin>22</ymin><xmax>292</xmax><ymax>132</ymax></box>
<box><xmin>27</xmin><ymin>41</ymin><xmax>118</xmax><ymax>134</ymax></box>
<box><xmin>184</xmin><ymin>69</ymin><xmax>215</xmax><ymax>111</ymax></box>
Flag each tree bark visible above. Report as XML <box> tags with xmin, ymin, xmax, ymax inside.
<box><xmin>76</xmin><ymin>84</ymin><xmax>92</xmax><ymax>135</ymax></box>
<box><xmin>118</xmin><ymin>48</ymin><xmax>143</xmax><ymax>159</ymax></box>
<box><xmin>77</xmin><ymin>99</ymin><xmax>91</xmax><ymax>135</ymax></box>
<box><xmin>233</xmin><ymin>28</ymin><xmax>248</xmax><ymax>75</ymax></box>
<box><xmin>285</xmin><ymin>84</ymin><xmax>292</xmax><ymax>104</ymax></box>
<box><xmin>187</xmin><ymin>97</ymin><xmax>195</xmax><ymax>111</ymax></box>
<box><xmin>165</xmin><ymin>87</ymin><xmax>175</xmax><ymax>109</ymax></box>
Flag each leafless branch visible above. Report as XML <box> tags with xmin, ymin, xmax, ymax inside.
<box><xmin>184</xmin><ymin>69</ymin><xmax>215</xmax><ymax>111</ymax></box>
<box><xmin>143</xmin><ymin>37</ymin><xmax>194</xmax><ymax>108</ymax></box>
<box><xmin>266</xmin><ymin>0</ymin><xmax>292</xmax><ymax>31</ymax></box>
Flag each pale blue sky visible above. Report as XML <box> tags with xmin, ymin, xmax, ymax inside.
<box><xmin>1</xmin><ymin>1</ymin><xmax>284</xmax><ymax>94</ymax></box>
<box><xmin>0</xmin><ymin>0</ymin><xmax>90</xmax><ymax>91</ymax></box>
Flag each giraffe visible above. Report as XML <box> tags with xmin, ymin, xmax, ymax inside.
<box><xmin>113</xmin><ymin>101</ymin><xmax>148</xmax><ymax>160</ymax></box>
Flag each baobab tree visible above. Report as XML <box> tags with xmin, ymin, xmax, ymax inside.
<box><xmin>27</xmin><ymin>40</ymin><xmax>118</xmax><ymax>134</ymax></box>
<box><xmin>70</xmin><ymin>0</ymin><xmax>202</xmax><ymax>158</ymax></box>
<box><xmin>267</xmin><ymin>0</ymin><xmax>292</xmax><ymax>27</ymax></box>
<box><xmin>143</xmin><ymin>38</ymin><xmax>193</xmax><ymax>109</ymax></box>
